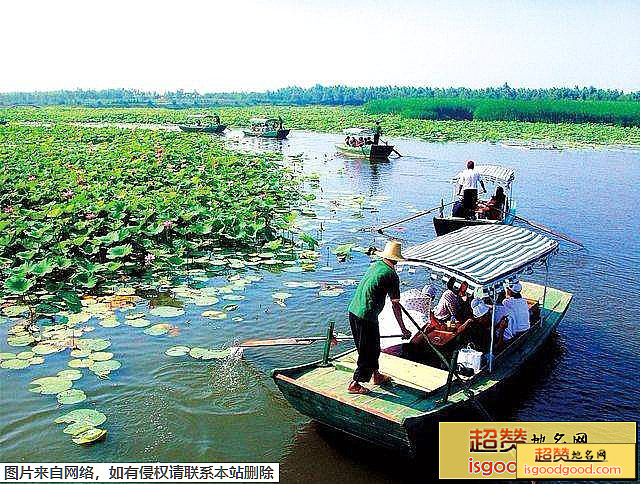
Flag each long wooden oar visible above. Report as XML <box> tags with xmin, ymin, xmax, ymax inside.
<box><xmin>360</xmin><ymin>201</ymin><xmax>456</xmax><ymax>233</ymax></box>
<box><xmin>398</xmin><ymin>303</ymin><xmax>493</xmax><ymax>420</ymax></box>
<box><xmin>237</xmin><ymin>333</ymin><xmax>403</xmax><ymax>348</ymax></box>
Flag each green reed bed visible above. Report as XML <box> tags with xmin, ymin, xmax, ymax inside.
<box><xmin>365</xmin><ymin>97</ymin><xmax>640</xmax><ymax>127</ymax></box>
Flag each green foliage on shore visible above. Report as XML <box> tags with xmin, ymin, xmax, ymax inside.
<box><xmin>0</xmin><ymin>124</ymin><xmax>300</xmax><ymax>309</ymax></box>
<box><xmin>365</xmin><ymin>97</ymin><xmax>640</xmax><ymax>127</ymax></box>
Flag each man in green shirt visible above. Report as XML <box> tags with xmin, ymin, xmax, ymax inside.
<box><xmin>347</xmin><ymin>241</ymin><xmax>412</xmax><ymax>394</ymax></box>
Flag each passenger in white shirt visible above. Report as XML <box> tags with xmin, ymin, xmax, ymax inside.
<box><xmin>492</xmin><ymin>303</ymin><xmax>516</xmax><ymax>342</ymax></box>
<box><xmin>502</xmin><ymin>281</ymin><xmax>530</xmax><ymax>335</ymax></box>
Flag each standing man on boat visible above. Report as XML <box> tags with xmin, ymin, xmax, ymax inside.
<box><xmin>373</xmin><ymin>121</ymin><xmax>382</xmax><ymax>145</ymax></box>
<box><xmin>457</xmin><ymin>160</ymin><xmax>486</xmax><ymax>217</ymax></box>
<box><xmin>347</xmin><ymin>241</ymin><xmax>412</xmax><ymax>394</ymax></box>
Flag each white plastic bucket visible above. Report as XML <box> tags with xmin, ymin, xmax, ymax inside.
<box><xmin>457</xmin><ymin>346</ymin><xmax>483</xmax><ymax>373</ymax></box>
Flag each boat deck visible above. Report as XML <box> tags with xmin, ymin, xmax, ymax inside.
<box><xmin>281</xmin><ymin>351</ymin><xmax>449</xmax><ymax>423</ymax></box>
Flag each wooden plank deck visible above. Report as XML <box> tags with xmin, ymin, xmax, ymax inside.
<box><xmin>289</xmin><ymin>351</ymin><xmax>449</xmax><ymax>421</ymax></box>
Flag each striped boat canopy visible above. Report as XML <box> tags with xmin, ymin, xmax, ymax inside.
<box><xmin>452</xmin><ymin>165</ymin><xmax>515</xmax><ymax>187</ymax></box>
<box><xmin>399</xmin><ymin>225</ymin><xmax>558</xmax><ymax>289</ymax></box>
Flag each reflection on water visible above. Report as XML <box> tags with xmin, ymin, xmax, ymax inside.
<box><xmin>1</xmin><ymin>129</ymin><xmax>639</xmax><ymax>483</ymax></box>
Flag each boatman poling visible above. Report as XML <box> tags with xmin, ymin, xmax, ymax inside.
<box><xmin>346</xmin><ymin>241</ymin><xmax>412</xmax><ymax>394</ymax></box>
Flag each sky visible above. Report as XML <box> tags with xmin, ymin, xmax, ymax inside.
<box><xmin>2</xmin><ymin>0</ymin><xmax>639</xmax><ymax>93</ymax></box>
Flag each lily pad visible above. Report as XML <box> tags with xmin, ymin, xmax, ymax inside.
<box><xmin>188</xmin><ymin>347</ymin><xmax>208</xmax><ymax>359</ymax></box>
<box><xmin>29</xmin><ymin>356</ymin><xmax>45</xmax><ymax>365</ymax></box>
<box><xmin>126</xmin><ymin>318</ymin><xmax>151</xmax><ymax>328</ymax></box>
<box><xmin>201</xmin><ymin>310</ymin><xmax>226</xmax><ymax>319</ymax></box>
<box><xmin>300</xmin><ymin>281</ymin><xmax>321</xmax><ymax>288</ymax></box>
<box><xmin>283</xmin><ymin>281</ymin><xmax>303</xmax><ymax>288</ymax></box>
<box><xmin>165</xmin><ymin>346</ymin><xmax>190</xmax><ymax>357</ymax></box>
<box><xmin>69</xmin><ymin>359</ymin><xmax>92</xmax><ymax>368</ymax></box>
<box><xmin>32</xmin><ymin>343</ymin><xmax>60</xmax><ymax>355</ymax></box>
<box><xmin>58</xmin><ymin>369</ymin><xmax>83</xmax><ymax>381</ymax></box>
<box><xmin>2</xmin><ymin>305</ymin><xmax>29</xmax><ymax>317</ymax></box>
<box><xmin>0</xmin><ymin>352</ymin><xmax>16</xmax><ymax>360</ymax></box>
<box><xmin>55</xmin><ymin>408</ymin><xmax>106</xmax><ymax>426</ymax></box>
<box><xmin>98</xmin><ymin>318</ymin><xmax>120</xmax><ymax>328</ymax></box>
<box><xmin>89</xmin><ymin>360</ymin><xmax>121</xmax><ymax>373</ymax></box>
<box><xmin>222</xmin><ymin>294</ymin><xmax>245</xmax><ymax>301</ymax></box>
<box><xmin>72</xmin><ymin>427</ymin><xmax>107</xmax><ymax>445</ymax></box>
<box><xmin>57</xmin><ymin>389</ymin><xmax>87</xmax><ymax>405</ymax></box>
<box><xmin>63</xmin><ymin>421</ymin><xmax>95</xmax><ymax>436</ymax></box>
<box><xmin>1</xmin><ymin>359</ymin><xmax>30</xmax><ymax>369</ymax></box>
<box><xmin>89</xmin><ymin>352</ymin><xmax>113</xmax><ymax>361</ymax></box>
<box><xmin>76</xmin><ymin>338</ymin><xmax>111</xmax><ymax>351</ymax></box>
<box><xmin>149</xmin><ymin>306</ymin><xmax>185</xmax><ymax>318</ymax></box>
<box><xmin>272</xmin><ymin>292</ymin><xmax>293</xmax><ymax>300</ymax></box>
<box><xmin>200</xmin><ymin>348</ymin><xmax>235</xmax><ymax>360</ymax></box>
<box><xmin>143</xmin><ymin>324</ymin><xmax>171</xmax><ymax>336</ymax></box>
<box><xmin>232</xmin><ymin>317</ymin><xmax>244</xmax><ymax>322</ymax></box>
<box><xmin>30</xmin><ymin>376</ymin><xmax>72</xmax><ymax>394</ymax></box>
<box><xmin>192</xmin><ymin>296</ymin><xmax>219</xmax><ymax>306</ymax></box>
<box><xmin>7</xmin><ymin>334</ymin><xmax>35</xmax><ymax>346</ymax></box>
<box><xmin>70</xmin><ymin>349</ymin><xmax>91</xmax><ymax>358</ymax></box>
<box><xmin>222</xmin><ymin>304</ymin><xmax>239</xmax><ymax>312</ymax></box>
<box><xmin>17</xmin><ymin>351</ymin><xmax>35</xmax><ymax>360</ymax></box>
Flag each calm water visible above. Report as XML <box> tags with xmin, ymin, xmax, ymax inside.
<box><xmin>1</xmin><ymin>130</ymin><xmax>639</xmax><ymax>482</ymax></box>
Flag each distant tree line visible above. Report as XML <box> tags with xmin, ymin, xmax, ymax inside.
<box><xmin>1</xmin><ymin>84</ymin><xmax>639</xmax><ymax>108</ymax></box>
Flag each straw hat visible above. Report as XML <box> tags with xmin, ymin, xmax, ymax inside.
<box><xmin>471</xmin><ymin>298</ymin><xmax>490</xmax><ymax>318</ymax></box>
<box><xmin>376</xmin><ymin>241</ymin><xmax>405</xmax><ymax>261</ymax></box>
<box><xmin>504</xmin><ymin>280</ymin><xmax>522</xmax><ymax>293</ymax></box>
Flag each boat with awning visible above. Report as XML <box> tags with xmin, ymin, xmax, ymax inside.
<box><xmin>177</xmin><ymin>114</ymin><xmax>226</xmax><ymax>134</ymax></box>
<box><xmin>433</xmin><ymin>165</ymin><xmax>517</xmax><ymax>236</ymax></box>
<box><xmin>272</xmin><ymin>224</ymin><xmax>572</xmax><ymax>455</ymax></box>
<box><xmin>336</xmin><ymin>127</ymin><xmax>395</xmax><ymax>161</ymax></box>
<box><xmin>242</xmin><ymin>117</ymin><xmax>290</xmax><ymax>139</ymax></box>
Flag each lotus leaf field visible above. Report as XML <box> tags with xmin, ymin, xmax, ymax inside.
<box><xmin>1</xmin><ymin>105</ymin><xmax>639</xmax><ymax>146</ymax></box>
<box><xmin>0</xmin><ymin>123</ymin><xmax>301</xmax><ymax>312</ymax></box>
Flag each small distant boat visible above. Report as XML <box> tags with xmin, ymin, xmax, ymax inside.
<box><xmin>243</xmin><ymin>117</ymin><xmax>289</xmax><ymax>139</ymax></box>
<box><xmin>273</xmin><ymin>225</ymin><xmax>572</xmax><ymax>456</ymax></box>
<box><xmin>433</xmin><ymin>165</ymin><xmax>517</xmax><ymax>236</ymax></box>
<box><xmin>336</xmin><ymin>127</ymin><xmax>395</xmax><ymax>161</ymax></box>
<box><xmin>177</xmin><ymin>114</ymin><xmax>226</xmax><ymax>134</ymax></box>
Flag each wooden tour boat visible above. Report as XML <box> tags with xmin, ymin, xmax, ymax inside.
<box><xmin>273</xmin><ymin>224</ymin><xmax>572</xmax><ymax>455</ymax></box>
<box><xmin>177</xmin><ymin>114</ymin><xmax>226</xmax><ymax>134</ymax></box>
<box><xmin>243</xmin><ymin>117</ymin><xmax>290</xmax><ymax>139</ymax></box>
<box><xmin>336</xmin><ymin>127</ymin><xmax>395</xmax><ymax>161</ymax></box>
<box><xmin>433</xmin><ymin>165</ymin><xmax>517</xmax><ymax>236</ymax></box>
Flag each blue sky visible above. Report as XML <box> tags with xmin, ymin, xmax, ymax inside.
<box><xmin>2</xmin><ymin>0</ymin><xmax>639</xmax><ymax>92</ymax></box>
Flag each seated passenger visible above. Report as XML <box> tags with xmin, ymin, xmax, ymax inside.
<box><xmin>477</xmin><ymin>186</ymin><xmax>506</xmax><ymax>220</ymax></box>
<box><xmin>431</xmin><ymin>277</ymin><xmax>460</xmax><ymax>325</ymax></box>
<box><xmin>349</xmin><ymin>137</ymin><xmax>358</xmax><ymax>147</ymax></box>
<box><xmin>365</xmin><ymin>137</ymin><xmax>373</xmax><ymax>145</ymax></box>
<box><xmin>345</xmin><ymin>136</ymin><xmax>351</xmax><ymax>145</ymax></box>
<box><xmin>502</xmin><ymin>280</ymin><xmax>530</xmax><ymax>336</ymax></box>
<box><xmin>357</xmin><ymin>136</ymin><xmax>365</xmax><ymax>147</ymax></box>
